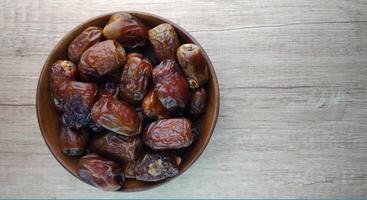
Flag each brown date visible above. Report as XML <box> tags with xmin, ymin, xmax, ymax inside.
<box><xmin>148</xmin><ymin>23</ymin><xmax>179</xmax><ymax>61</ymax></box>
<box><xmin>91</xmin><ymin>96</ymin><xmax>142</xmax><ymax>136</ymax></box>
<box><xmin>119</xmin><ymin>53</ymin><xmax>153</xmax><ymax>104</ymax></box>
<box><xmin>103</xmin><ymin>13</ymin><xmax>148</xmax><ymax>48</ymax></box>
<box><xmin>143</xmin><ymin>118</ymin><xmax>193</xmax><ymax>150</ymax></box>
<box><xmin>68</xmin><ymin>26</ymin><xmax>103</xmax><ymax>63</ymax></box>
<box><xmin>141</xmin><ymin>89</ymin><xmax>170</xmax><ymax>120</ymax></box>
<box><xmin>50</xmin><ymin>60</ymin><xmax>78</xmax><ymax>110</ymax></box>
<box><xmin>91</xmin><ymin>131</ymin><xmax>142</xmax><ymax>162</ymax></box>
<box><xmin>99</xmin><ymin>82</ymin><xmax>119</xmax><ymax>98</ymax></box>
<box><xmin>189</xmin><ymin>87</ymin><xmax>207</xmax><ymax>117</ymax></box>
<box><xmin>135</xmin><ymin>152</ymin><xmax>180</xmax><ymax>182</ymax></box>
<box><xmin>78</xmin><ymin>40</ymin><xmax>126</xmax><ymax>82</ymax></box>
<box><xmin>61</xmin><ymin>81</ymin><xmax>98</xmax><ymax>129</ymax></box>
<box><xmin>50</xmin><ymin>60</ymin><xmax>78</xmax><ymax>81</ymax></box>
<box><xmin>77</xmin><ymin>154</ymin><xmax>124</xmax><ymax>191</ymax></box>
<box><xmin>59</xmin><ymin>120</ymin><xmax>89</xmax><ymax>156</ymax></box>
<box><xmin>123</xmin><ymin>162</ymin><xmax>136</xmax><ymax>179</ymax></box>
<box><xmin>177</xmin><ymin>44</ymin><xmax>209</xmax><ymax>88</ymax></box>
<box><xmin>153</xmin><ymin>60</ymin><xmax>190</xmax><ymax>111</ymax></box>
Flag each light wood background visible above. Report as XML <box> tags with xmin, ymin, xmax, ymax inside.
<box><xmin>1</xmin><ymin>0</ymin><xmax>367</xmax><ymax>198</ymax></box>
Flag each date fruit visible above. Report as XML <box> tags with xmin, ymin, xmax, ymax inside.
<box><xmin>91</xmin><ymin>96</ymin><xmax>142</xmax><ymax>136</ymax></box>
<box><xmin>153</xmin><ymin>60</ymin><xmax>190</xmax><ymax>111</ymax></box>
<box><xmin>78</xmin><ymin>40</ymin><xmax>126</xmax><ymax>81</ymax></box>
<box><xmin>103</xmin><ymin>13</ymin><xmax>148</xmax><ymax>48</ymax></box>
<box><xmin>50</xmin><ymin>60</ymin><xmax>78</xmax><ymax>110</ymax></box>
<box><xmin>141</xmin><ymin>89</ymin><xmax>170</xmax><ymax>120</ymax></box>
<box><xmin>135</xmin><ymin>152</ymin><xmax>179</xmax><ymax>182</ymax></box>
<box><xmin>68</xmin><ymin>26</ymin><xmax>103</xmax><ymax>63</ymax></box>
<box><xmin>177</xmin><ymin>44</ymin><xmax>209</xmax><ymax>88</ymax></box>
<box><xmin>50</xmin><ymin>60</ymin><xmax>78</xmax><ymax>81</ymax></box>
<box><xmin>189</xmin><ymin>87</ymin><xmax>207</xmax><ymax>117</ymax></box>
<box><xmin>91</xmin><ymin>131</ymin><xmax>142</xmax><ymax>162</ymax></box>
<box><xmin>148</xmin><ymin>23</ymin><xmax>179</xmax><ymax>61</ymax></box>
<box><xmin>143</xmin><ymin>118</ymin><xmax>193</xmax><ymax>150</ymax></box>
<box><xmin>119</xmin><ymin>53</ymin><xmax>153</xmax><ymax>104</ymax></box>
<box><xmin>59</xmin><ymin>120</ymin><xmax>89</xmax><ymax>156</ymax></box>
<box><xmin>61</xmin><ymin>81</ymin><xmax>98</xmax><ymax>129</ymax></box>
<box><xmin>77</xmin><ymin>154</ymin><xmax>124</xmax><ymax>191</ymax></box>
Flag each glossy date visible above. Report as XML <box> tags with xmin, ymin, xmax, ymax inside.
<box><xmin>148</xmin><ymin>23</ymin><xmax>179</xmax><ymax>61</ymax></box>
<box><xmin>77</xmin><ymin>154</ymin><xmax>124</xmax><ymax>191</ymax></box>
<box><xmin>143</xmin><ymin>118</ymin><xmax>193</xmax><ymax>150</ymax></box>
<box><xmin>91</xmin><ymin>96</ymin><xmax>142</xmax><ymax>136</ymax></box>
<box><xmin>50</xmin><ymin>60</ymin><xmax>78</xmax><ymax>110</ymax></box>
<box><xmin>103</xmin><ymin>13</ymin><xmax>148</xmax><ymax>48</ymax></box>
<box><xmin>91</xmin><ymin>131</ymin><xmax>142</xmax><ymax>162</ymax></box>
<box><xmin>177</xmin><ymin>44</ymin><xmax>209</xmax><ymax>88</ymax></box>
<box><xmin>119</xmin><ymin>53</ymin><xmax>153</xmax><ymax>104</ymax></box>
<box><xmin>78</xmin><ymin>40</ymin><xmax>126</xmax><ymax>81</ymax></box>
<box><xmin>153</xmin><ymin>59</ymin><xmax>190</xmax><ymax>111</ymax></box>
<box><xmin>135</xmin><ymin>152</ymin><xmax>180</xmax><ymax>182</ymax></box>
<box><xmin>68</xmin><ymin>26</ymin><xmax>103</xmax><ymax>63</ymax></box>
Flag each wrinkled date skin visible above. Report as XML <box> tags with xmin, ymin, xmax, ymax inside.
<box><xmin>78</xmin><ymin>40</ymin><xmax>126</xmax><ymax>82</ymax></box>
<box><xmin>177</xmin><ymin>44</ymin><xmax>209</xmax><ymax>88</ymax></box>
<box><xmin>91</xmin><ymin>96</ymin><xmax>142</xmax><ymax>136</ymax></box>
<box><xmin>123</xmin><ymin>162</ymin><xmax>136</xmax><ymax>179</ymax></box>
<box><xmin>135</xmin><ymin>152</ymin><xmax>179</xmax><ymax>182</ymax></box>
<box><xmin>148</xmin><ymin>23</ymin><xmax>179</xmax><ymax>61</ymax></box>
<box><xmin>77</xmin><ymin>154</ymin><xmax>124</xmax><ymax>191</ymax></box>
<box><xmin>61</xmin><ymin>81</ymin><xmax>98</xmax><ymax>129</ymax></box>
<box><xmin>99</xmin><ymin>82</ymin><xmax>119</xmax><ymax>98</ymax></box>
<box><xmin>189</xmin><ymin>87</ymin><xmax>207</xmax><ymax>117</ymax></box>
<box><xmin>68</xmin><ymin>26</ymin><xmax>103</xmax><ymax>63</ymax></box>
<box><xmin>91</xmin><ymin>131</ymin><xmax>142</xmax><ymax>162</ymax></box>
<box><xmin>119</xmin><ymin>53</ymin><xmax>153</xmax><ymax>104</ymax></box>
<box><xmin>143</xmin><ymin>118</ymin><xmax>193</xmax><ymax>150</ymax></box>
<box><xmin>50</xmin><ymin>60</ymin><xmax>78</xmax><ymax>110</ymax></box>
<box><xmin>59</xmin><ymin>121</ymin><xmax>89</xmax><ymax>156</ymax></box>
<box><xmin>103</xmin><ymin>13</ymin><xmax>148</xmax><ymax>48</ymax></box>
<box><xmin>153</xmin><ymin>60</ymin><xmax>190</xmax><ymax>111</ymax></box>
<box><xmin>141</xmin><ymin>89</ymin><xmax>170</xmax><ymax>120</ymax></box>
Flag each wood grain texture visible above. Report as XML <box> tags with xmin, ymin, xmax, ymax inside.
<box><xmin>1</xmin><ymin>0</ymin><xmax>367</xmax><ymax>198</ymax></box>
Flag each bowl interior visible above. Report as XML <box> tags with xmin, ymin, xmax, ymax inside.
<box><xmin>37</xmin><ymin>12</ymin><xmax>219</xmax><ymax>192</ymax></box>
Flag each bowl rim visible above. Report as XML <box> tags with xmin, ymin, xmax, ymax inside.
<box><xmin>36</xmin><ymin>11</ymin><xmax>220</xmax><ymax>192</ymax></box>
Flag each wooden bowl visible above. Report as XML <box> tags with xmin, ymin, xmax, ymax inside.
<box><xmin>36</xmin><ymin>11</ymin><xmax>219</xmax><ymax>192</ymax></box>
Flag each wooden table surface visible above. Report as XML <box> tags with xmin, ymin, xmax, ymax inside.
<box><xmin>1</xmin><ymin>0</ymin><xmax>367</xmax><ymax>198</ymax></box>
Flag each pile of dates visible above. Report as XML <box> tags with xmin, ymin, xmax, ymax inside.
<box><xmin>50</xmin><ymin>12</ymin><xmax>209</xmax><ymax>191</ymax></box>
